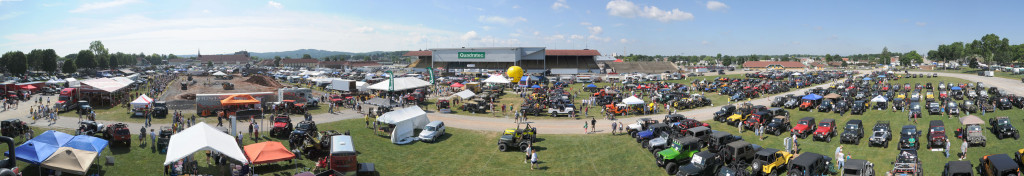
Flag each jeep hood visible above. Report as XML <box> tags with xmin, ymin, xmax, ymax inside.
<box><xmin>677</xmin><ymin>164</ymin><xmax>704</xmax><ymax>175</ymax></box>
<box><xmin>657</xmin><ymin>148</ymin><xmax>681</xmax><ymax>159</ymax></box>
<box><xmin>638</xmin><ymin>130</ymin><xmax>655</xmax><ymax>138</ymax></box>
<box><xmin>274</xmin><ymin>122</ymin><xmax>289</xmax><ymax>128</ymax></box>
<box><xmin>793</xmin><ymin>124</ymin><xmax>810</xmax><ymax>131</ymax></box>
<box><xmin>814</xmin><ymin>127</ymin><xmax>832</xmax><ymax>134</ymax></box>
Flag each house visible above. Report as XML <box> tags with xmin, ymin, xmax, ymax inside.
<box><xmin>319</xmin><ymin>61</ymin><xmax>347</xmax><ymax>69</ymax></box>
<box><xmin>741</xmin><ymin>61</ymin><xmax>806</xmax><ymax>71</ymax></box>
<box><xmin>197</xmin><ymin>53</ymin><xmax>251</xmax><ymax>66</ymax></box>
<box><xmin>280</xmin><ymin>59</ymin><xmax>319</xmax><ymax>68</ymax></box>
<box><xmin>167</xmin><ymin>59</ymin><xmax>192</xmax><ymax>66</ymax></box>
<box><xmin>256</xmin><ymin>60</ymin><xmax>275</xmax><ymax>66</ymax></box>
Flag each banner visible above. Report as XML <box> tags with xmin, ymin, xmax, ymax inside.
<box><xmin>427</xmin><ymin>67</ymin><xmax>435</xmax><ymax>84</ymax></box>
<box><xmin>387</xmin><ymin>71</ymin><xmax>394</xmax><ymax>92</ymax></box>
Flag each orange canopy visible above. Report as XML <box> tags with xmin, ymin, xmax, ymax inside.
<box><xmin>220</xmin><ymin>94</ymin><xmax>261</xmax><ymax>106</ymax></box>
<box><xmin>450</xmin><ymin>83</ymin><xmax>464</xmax><ymax>87</ymax></box>
<box><xmin>243</xmin><ymin>141</ymin><xmax>295</xmax><ymax>165</ymax></box>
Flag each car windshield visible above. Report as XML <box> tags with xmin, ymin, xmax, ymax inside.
<box><xmin>296</xmin><ymin>123</ymin><xmax>312</xmax><ymax>130</ymax></box>
<box><xmin>818</xmin><ymin>122</ymin><xmax>830</xmax><ymax>127</ymax></box>
<box><xmin>931</xmin><ymin>126</ymin><xmax>944</xmax><ymax>132</ymax></box>
<box><xmin>997</xmin><ymin>119</ymin><xmax>1010</xmax><ymax>126</ymax></box>
<box><xmin>275</xmin><ymin>118</ymin><xmax>289</xmax><ymax>123</ymax></box>
<box><xmin>720</xmin><ymin>107</ymin><xmax>730</xmax><ymax>111</ymax></box>
<box><xmin>843</xmin><ymin>169</ymin><xmax>861</xmax><ymax>175</ymax></box>
<box><xmin>425</xmin><ymin>126</ymin><xmax>436</xmax><ymax>131</ymax></box>
<box><xmin>58</xmin><ymin>96</ymin><xmax>70</xmax><ymax>101</ymax></box>
<box><xmin>967</xmin><ymin>126</ymin><xmax>982</xmax><ymax>131</ymax></box>
<box><xmin>873</xmin><ymin>132</ymin><xmax>885</xmax><ymax>137</ymax></box>
<box><xmin>798</xmin><ymin>120</ymin><xmax>810</xmax><ymax>125</ymax></box>
<box><xmin>846</xmin><ymin>124</ymin><xmax>858</xmax><ymax>130</ymax></box>
<box><xmin>902</xmin><ymin>128</ymin><xmax>916</xmax><ymax>135</ymax></box>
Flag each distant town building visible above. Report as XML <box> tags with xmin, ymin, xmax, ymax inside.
<box><xmin>197</xmin><ymin>53</ymin><xmax>251</xmax><ymax>66</ymax></box>
<box><xmin>742</xmin><ymin>61</ymin><xmax>806</xmax><ymax>71</ymax></box>
<box><xmin>279</xmin><ymin>58</ymin><xmax>319</xmax><ymax>68</ymax></box>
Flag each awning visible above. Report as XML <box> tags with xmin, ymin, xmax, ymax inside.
<box><xmin>220</xmin><ymin>94</ymin><xmax>261</xmax><ymax>106</ymax></box>
<box><xmin>586</xmin><ymin>84</ymin><xmax>597</xmax><ymax>88</ymax></box>
<box><xmin>131</xmin><ymin>94</ymin><xmax>154</xmax><ymax>108</ymax></box>
<box><xmin>80</xmin><ymin>78</ymin><xmax>130</xmax><ymax>93</ymax></box>
<box><xmin>243</xmin><ymin>141</ymin><xmax>295</xmax><ymax>165</ymax></box>
<box><xmin>19</xmin><ymin>84</ymin><xmax>37</xmax><ymax>90</ymax></box>
<box><xmin>9</xmin><ymin>140</ymin><xmax>59</xmax><ymax>164</ymax></box>
<box><xmin>212</xmin><ymin>71</ymin><xmax>227</xmax><ymax>76</ymax></box>
<box><xmin>870</xmin><ymin>95</ymin><xmax>887</xmax><ymax>103</ymax></box>
<box><xmin>482</xmin><ymin>75</ymin><xmax>511</xmax><ymax>84</ymax></box>
<box><xmin>622</xmin><ymin>96</ymin><xmax>645</xmax><ymax>105</ymax></box>
<box><xmin>41</xmin><ymin>147</ymin><xmax>97</xmax><ymax>175</ymax></box>
<box><xmin>62</xmin><ymin>135</ymin><xmax>108</xmax><ymax>155</ymax></box>
<box><xmin>453</xmin><ymin>90</ymin><xmax>476</xmax><ymax>99</ymax></box>
<box><xmin>802</xmin><ymin>94</ymin><xmax>822</xmax><ymax>100</ymax></box>
<box><xmin>164</xmin><ymin>122</ymin><xmax>247</xmax><ymax>165</ymax></box>
<box><xmin>450</xmin><ymin>83</ymin><xmax>464</xmax><ymax>88</ymax></box>
<box><xmin>367</xmin><ymin>77</ymin><xmax>430</xmax><ymax>92</ymax></box>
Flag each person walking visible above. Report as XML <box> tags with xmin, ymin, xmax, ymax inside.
<box><xmin>583</xmin><ymin>122</ymin><xmax>588</xmax><ymax>134</ymax></box>
<box><xmin>959</xmin><ymin>140</ymin><xmax>968</xmax><ymax>160</ymax></box>
<box><xmin>619</xmin><ymin>122</ymin><xmax>625</xmax><ymax>134</ymax></box>
<box><xmin>944</xmin><ymin>139</ymin><xmax>951</xmax><ymax>158</ymax></box>
<box><xmin>253</xmin><ymin>121</ymin><xmax>260</xmax><ymax>140</ymax></box>
<box><xmin>524</xmin><ymin>143</ymin><xmax>532</xmax><ymax>163</ymax></box>
<box><xmin>530</xmin><ymin>149</ymin><xmax>538</xmax><ymax>170</ymax></box>
<box><xmin>140</xmin><ymin>126</ymin><xmax>147</xmax><ymax>146</ymax></box>
<box><xmin>791</xmin><ymin>134</ymin><xmax>800</xmax><ymax>154</ymax></box>
<box><xmin>150</xmin><ymin>129</ymin><xmax>157</xmax><ymax>150</ymax></box>
<box><xmin>590</xmin><ymin>118</ymin><xmax>596</xmax><ymax>133</ymax></box>
<box><xmin>611</xmin><ymin>121</ymin><xmax>618</xmax><ymax>135</ymax></box>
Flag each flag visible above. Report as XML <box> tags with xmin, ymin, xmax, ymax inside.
<box><xmin>387</xmin><ymin>70</ymin><xmax>394</xmax><ymax>92</ymax></box>
<box><xmin>427</xmin><ymin>67</ymin><xmax>435</xmax><ymax>84</ymax></box>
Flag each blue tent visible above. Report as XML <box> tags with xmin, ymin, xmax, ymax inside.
<box><xmin>530</xmin><ymin>85</ymin><xmax>542</xmax><ymax>88</ymax></box>
<box><xmin>586</xmin><ymin>84</ymin><xmax>597</xmax><ymax>88</ymax></box>
<box><xmin>33</xmin><ymin>130</ymin><xmax>73</xmax><ymax>147</ymax></box>
<box><xmin>862</xmin><ymin>77</ymin><xmax>872</xmax><ymax>81</ymax></box>
<box><xmin>802</xmin><ymin>93</ymin><xmax>823</xmax><ymax>100</ymax></box>
<box><xmin>877</xmin><ymin>75</ymin><xmax>886</xmax><ymax>78</ymax></box>
<box><xmin>63</xmin><ymin>135</ymin><xmax>109</xmax><ymax>155</ymax></box>
<box><xmin>8</xmin><ymin>140</ymin><xmax>59</xmax><ymax>164</ymax></box>
<box><xmin>951</xmin><ymin>87</ymin><xmax>962</xmax><ymax>91</ymax></box>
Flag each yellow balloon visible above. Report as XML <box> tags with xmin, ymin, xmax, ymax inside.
<box><xmin>507</xmin><ymin>66</ymin><xmax>524</xmax><ymax>83</ymax></box>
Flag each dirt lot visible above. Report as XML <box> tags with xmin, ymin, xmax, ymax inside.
<box><xmin>158</xmin><ymin>74</ymin><xmax>283</xmax><ymax>102</ymax></box>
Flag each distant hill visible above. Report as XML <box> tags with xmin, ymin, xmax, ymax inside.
<box><xmin>180</xmin><ymin>49</ymin><xmax>404</xmax><ymax>60</ymax></box>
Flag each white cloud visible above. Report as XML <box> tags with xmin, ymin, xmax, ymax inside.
<box><xmin>579</xmin><ymin>22</ymin><xmax>592</xmax><ymax>26</ymax></box>
<box><xmin>606</xmin><ymin>0</ymin><xmax>694</xmax><ymax>22</ymax></box>
<box><xmin>552</xmin><ymin>0</ymin><xmax>569</xmax><ymax>10</ymax></box>
<box><xmin>512</xmin><ymin>5</ymin><xmax>519</xmax><ymax>9</ymax></box>
<box><xmin>202</xmin><ymin>9</ymin><xmax>210</xmax><ymax>13</ymax></box>
<box><xmin>620</xmin><ymin>38</ymin><xmax>629</xmax><ymax>43</ymax></box>
<box><xmin>706</xmin><ymin>1</ymin><xmax>728</xmax><ymax>11</ymax></box>
<box><xmin>267</xmin><ymin>1</ymin><xmax>283</xmax><ymax>9</ymax></box>
<box><xmin>0</xmin><ymin>11</ymin><xmax>23</xmax><ymax>21</ymax></box>
<box><xmin>509</xmin><ymin>33</ymin><xmax>521</xmax><ymax>37</ymax></box>
<box><xmin>481</xmin><ymin>26</ymin><xmax>492</xmax><ymax>31</ymax></box>
<box><xmin>0</xmin><ymin>12</ymin><xmax>467</xmax><ymax>55</ymax></box>
<box><xmin>587</xmin><ymin>26</ymin><xmax>603</xmax><ymax>35</ymax></box>
<box><xmin>588</xmin><ymin>35</ymin><xmax>610</xmax><ymax>42</ymax></box>
<box><xmin>701</xmin><ymin>40</ymin><xmax>710</xmax><ymax>45</ymax></box>
<box><xmin>461</xmin><ymin>31</ymin><xmax>479</xmax><ymax>40</ymax></box>
<box><xmin>791</xmin><ymin>41</ymin><xmax>800</xmax><ymax>45</ymax></box>
<box><xmin>546</xmin><ymin>34</ymin><xmax>565</xmax><ymax>40</ymax></box>
<box><xmin>353</xmin><ymin>26</ymin><xmax>375</xmax><ymax>33</ymax></box>
<box><xmin>70</xmin><ymin>0</ymin><xmax>139</xmax><ymax>13</ymax></box>
<box><xmin>478</xmin><ymin>15</ymin><xmax>527</xmax><ymax>26</ymax></box>
<box><xmin>533</xmin><ymin>31</ymin><xmax>541</xmax><ymax>36</ymax></box>
<box><xmin>915</xmin><ymin>22</ymin><xmax>927</xmax><ymax>26</ymax></box>
<box><xmin>570</xmin><ymin>34</ymin><xmax>584</xmax><ymax>40</ymax></box>
<box><xmin>814</xmin><ymin>26</ymin><xmax>823</xmax><ymax>30</ymax></box>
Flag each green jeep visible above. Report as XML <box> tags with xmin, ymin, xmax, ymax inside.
<box><xmin>656</xmin><ymin>136</ymin><xmax>702</xmax><ymax>175</ymax></box>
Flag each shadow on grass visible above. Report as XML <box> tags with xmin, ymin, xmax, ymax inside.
<box><xmin>252</xmin><ymin>162</ymin><xmax>309</xmax><ymax>175</ymax></box>
<box><xmin>426</xmin><ymin>133</ymin><xmax>454</xmax><ymax>143</ymax></box>
<box><xmin>532</xmin><ymin>137</ymin><xmax>546</xmax><ymax>143</ymax></box>
<box><xmin>110</xmin><ymin>145</ymin><xmax>132</xmax><ymax>155</ymax></box>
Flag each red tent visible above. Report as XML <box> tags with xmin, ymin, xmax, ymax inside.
<box><xmin>450</xmin><ymin>83</ymin><xmax>464</xmax><ymax>87</ymax></box>
<box><xmin>18</xmin><ymin>85</ymin><xmax>37</xmax><ymax>90</ymax></box>
<box><xmin>243</xmin><ymin>141</ymin><xmax>295</xmax><ymax>165</ymax></box>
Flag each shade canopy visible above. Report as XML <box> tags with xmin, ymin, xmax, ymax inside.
<box><xmin>453</xmin><ymin>90</ymin><xmax>476</xmax><ymax>99</ymax></box>
<box><xmin>862</xmin><ymin>77</ymin><xmax>872</xmax><ymax>81</ymax></box>
<box><xmin>802</xmin><ymin>94</ymin><xmax>823</xmax><ymax>100</ymax></box>
<box><xmin>364</xmin><ymin>98</ymin><xmax>399</xmax><ymax>107</ymax></box>
<box><xmin>622</xmin><ymin>96</ymin><xmax>645</xmax><ymax>105</ymax></box>
<box><xmin>164</xmin><ymin>122</ymin><xmax>248</xmax><ymax>165</ymax></box>
<box><xmin>482</xmin><ymin>75</ymin><xmax>511</xmax><ymax>84</ymax></box>
<box><xmin>244</xmin><ymin>141</ymin><xmax>295</xmax><ymax>165</ymax></box>
<box><xmin>212</xmin><ymin>71</ymin><xmax>228</xmax><ymax>76</ymax></box>
<box><xmin>823</xmin><ymin>93</ymin><xmax>840</xmax><ymax>99</ymax></box>
<box><xmin>80</xmin><ymin>78</ymin><xmax>131</xmax><ymax>93</ymax></box>
<box><xmin>530</xmin><ymin>85</ymin><xmax>542</xmax><ymax>88</ymax></box>
<box><xmin>10</xmin><ymin>140</ymin><xmax>59</xmax><ymax>164</ymax></box>
<box><xmin>367</xmin><ymin>77</ymin><xmax>430</xmax><ymax>92</ymax></box>
<box><xmin>63</xmin><ymin>135</ymin><xmax>109</xmax><ymax>155</ymax></box>
<box><xmin>41</xmin><ymin>147</ymin><xmax>97</xmax><ymax>175</ymax></box>
<box><xmin>450</xmin><ymin>83</ymin><xmax>464</xmax><ymax>88</ymax></box>
<box><xmin>34</xmin><ymin>130</ymin><xmax>74</xmax><ymax>147</ymax></box>
<box><xmin>951</xmin><ymin>87</ymin><xmax>962</xmax><ymax>90</ymax></box>
<box><xmin>870</xmin><ymin>95</ymin><xmax>888</xmax><ymax>103</ymax></box>
<box><xmin>959</xmin><ymin>115</ymin><xmax>984</xmax><ymax>125</ymax></box>
<box><xmin>220</xmin><ymin>94</ymin><xmax>261</xmax><ymax>106</ymax></box>
<box><xmin>130</xmin><ymin>94</ymin><xmax>154</xmax><ymax>108</ymax></box>
<box><xmin>377</xmin><ymin>106</ymin><xmax>430</xmax><ymax>144</ymax></box>
<box><xmin>585</xmin><ymin>84</ymin><xmax>597</xmax><ymax>88</ymax></box>
<box><xmin>19</xmin><ymin>85</ymin><xmax>37</xmax><ymax>90</ymax></box>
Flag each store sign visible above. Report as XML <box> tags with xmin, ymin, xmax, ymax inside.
<box><xmin>458</xmin><ymin>52</ymin><xmax>485</xmax><ymax>59</ymax></box>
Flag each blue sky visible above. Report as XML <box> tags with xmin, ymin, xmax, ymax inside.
<box><xmin>1</xmin><ymin>0</ymin><xmax>1022</xmax><ymax>56</ymax></box>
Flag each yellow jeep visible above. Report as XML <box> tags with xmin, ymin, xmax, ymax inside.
<box><xmin>752</xmin><ymin>148</ymin><xmax>794</xmax><ymax>175</ymax></box>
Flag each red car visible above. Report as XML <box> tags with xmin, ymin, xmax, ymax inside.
<box><xmin>813</xmin><ymin>119</ymin><xmax>837</xmax><ymax>142</ymax></box>
<box><xmin>791</xmin><ymin>117</ymin><xmax>816</xmax><ymax>138</ymax></box>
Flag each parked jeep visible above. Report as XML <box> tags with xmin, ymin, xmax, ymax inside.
<box><xmin>977</xmin><ymin>154</ymin><xmax>1020</xmax><ymax>176</ymax></box>
<box><xmin>899</xmin><ymin>125</ymin><xmax>921</xmax><ymax>150</ymax></box>
<box><xmin>840</xmin><ymin>120</ymin><xmax>864</xmax><ymax>145</ymax></box>
<box><xmin>637</xmin><ymin>124</ymin><xmax>671</xmax><ymax>144</ymax></box>
<box><xmin>813</xmin><ymin>119</ymin><xmax>837</xmax><ymax>142</ymax></box>
<box><xmin>989</xmin><ymin>116</ymin><xmax>1020</xmax><ymax>140</ymax></box>
<box><xmin>851</xmin><ymin>100</ymin><xmax>867</xmax><ymax>115</ymax></box>
<box><xmin>843</xmin><ymin>159</ymin><xmax>875</xmax><ymax>176</ymax></box>
<box><xmin>719</xmin><ymin>140</ymin><xmax>762</xmax><ymax>165</ymax></box>
<box><xmin>942</xmin><ymin>161</ymin><xmax>973</xmax><ymax>176</ymax></box>
<box><xmin>946</xmin><ymin>101</ymin><xmax>960</xmax><ymax>116</ymax></box>
<box><xmin>706</xmin><ymin>130</ymin><xmax>741</xmax><ymax>153</ymax></box>
<box><xmin>927</xmin><ymin>120</ymin><xmax>948</xmax><ymax>149</ymax></box>
<box><xmin>626</xmin><ymin>118</ymin><xmax>660</xmax><ymax>138</ymax></box>
<box><xmin>892</xmin><ymin>149</ymin><xmax>923</xmax><ymax>176</ymax></box>
<box><xmin>869</xmin><ymin>121</ymin><xmax>892</xmax><ymax>148</ymax></box>
<box><xmin>765</xmin><ymin>116</ymin><xmax>791</xmax><ymax>136</ymax></box>
<box><xmin>791</xmin><ymin>117</ymin><xmax>816</xmax><ymax>139</ymax></box>
<box><xmin>788</xmin><ymin>152</ymin><xmax>835</xmax><ymax>176</ymax></box>
<box><xmin>656</xmin><ymin>136</ymin><xmax>702</xmax><ymax>175</ymax></box>
<box><xmin>675</xmin><ymin>151</ymin><xmax>725</xmax><ymax>176</ymax></box>
<box><xmin>960</xmin><ymin>115</ymin><xmax>987</xmax><ymax>147</ymax></box>
<box><xmin>751</xmin><ymin>148</ymin><xmax>793</xmax><ymax>176</ymax></box>
<box><xmin>645</xmin><ymin>130</ymin><xmax>675</xmax><ymax>153</ymax></box>
<box><xmin>713</xmin><ymin>105</ymin><xmax>736</xmax><ymax>122</ymax></box>
<box><xmin>927</xmin><ymin>102</ymin><xmax>943</xmax><ymax>115</ymax></box>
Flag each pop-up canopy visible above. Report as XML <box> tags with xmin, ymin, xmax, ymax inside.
<box><xmin>41</xmin><ymin>147</ymin><xmax>98</xmax><ymax>175</ymax></box>
<box><xmin>453</xmin><ymin>90</ymin><xmax>476</xmax><ymax>99</ymax></box>
<box><xmin>482</xmin><ymin>75</ymin><xmax>511</xmax><ymax>84</ymax></box>
<box><xmin>870</xmin><ymin>95</ymin><xmax>888</xmax><ymax>103</ymax></box>
<box><xmin>802</xmin><ymin>94</ymin><xmax>823</xmax><ymax>100</ymax></box>
<box><xmin>164</xmin><ymin>122</ymin><xmax>248</xmax><ymax>165</ymax></box>
<box><xmin>220</xmin><ymin>94</ymin><xmax>261</xmax><ymax>106</ymax></box>
<box><xmin>130</xmin><ymin>94</ymin><xmax>154</xmax><ymax>108</ymax></box>
<box><xmin>377</xmin><ymin>106</ymin><xmax>430</xmax><ymax>144</ymax></box>
<box><xmin>243</xmin><ymin>141</ymin><xmax>295</xmax><ymax>165</ymax></box>
<box><xmin>622</xmin><ymin>96</ymin><xmax>645</xmax><ymax>105</ymax></box>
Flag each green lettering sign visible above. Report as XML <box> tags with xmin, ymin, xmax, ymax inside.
<box><xmin>458</xmin><ymin>52</ymin><xmax>485</xmax><ymax>59</ymax></box>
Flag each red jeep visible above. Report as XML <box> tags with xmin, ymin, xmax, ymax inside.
<box><xmin>271</xmin><ymin>115</ymin><xmax>294</xmax><ymax>137</ymax></box>
<box><xmin>813</xmin><ymin>119</ymin><xmax>837</xmax><ymax>142</ymax></box>
<box><xmin>791</xmin><ymin>117</ymin><xmax>816</xmax><ymax>139</ymax></box>
<box><xmin>103</xmin><ymin>123</ymin><xmax>132</xmax><ymax>146</ymax></box>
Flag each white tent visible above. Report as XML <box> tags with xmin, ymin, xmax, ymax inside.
<box><xmin>482</xmin><ymin>75</ymin><xmax>511</xmax><ymax>84</ymax></box>
<box><xmin>622</xmin><ymin>96</ymin><xmax>645</xmax><ymax>105</ymax></box>
<box><xmin>329</xmin><ymin>79</ymin><xmax>356</xmax><ymax>91</ymax></box>
<box><xmin>46</xmin><ymin>79</ymin><xmax>66</xmax><ymax>85</ymax></box>
<box><xmin>870</xmin><ymin>95</ymin><xmax>888</xmax><ymax>103</ymax></box>
<box><xmin>163</xmin><ymin>122</ymin><xmax>247</xmax><ymax>165</ymax></box>
<box><xmin>368</xmin><ymin>77</ymin><xmax>431</xmax><ymax>92</ymax></box>
<box><xmin>212</xmin><ymin>71</ymin><xmax>227</xmax><ymax>76</ymax></box>
<box><xmin>453</xmin><ymin>90</ymin><xmax>476</xmax><ymax>99</ymax></box>
<box><xmin>130</xmin><ymin>94</ymin><xmax>154</xmax><ymax>108</ymax></box>
<box><xmin>355</xmin><ymin>82</ymin><xmax>369</xmax><ymax>92</ymax></box>
<box><xmin>376</xmin><ymin>106</ymin><xmax>430</xmax><ymax>144</ymax></box>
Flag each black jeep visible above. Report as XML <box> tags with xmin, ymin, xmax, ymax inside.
<box><xmin>840</xmin><ymin>120</ymin><xmax>864</xmax><ymax>145</ymax></box>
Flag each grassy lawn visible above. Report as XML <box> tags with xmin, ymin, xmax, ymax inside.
<box><xmin>914</xmin><ymin>68</ymin><xmax>1024</xmax><ymax>80</ymax></box>
<box><xmin>7</xmin><ymin>118</ymin><xmax>666</xmax><ymax>175</ymax></box>
<box><xmin>702</xmin><ymin>76</ymin><xmax>1024</xmax><ymax>175</ymax></box>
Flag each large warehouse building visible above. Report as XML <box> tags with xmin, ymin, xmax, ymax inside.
<box><xmin>405</xmin><ymin>47</ymin><xmax>601</xmax><ymax>74</ymax></box>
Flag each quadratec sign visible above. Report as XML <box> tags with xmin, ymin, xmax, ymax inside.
<box><xmin>458</xmin><ymin>52</ymin><xmax>485</xmax><ymax>59</ymax></box>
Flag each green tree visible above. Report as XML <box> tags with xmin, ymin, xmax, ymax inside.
<box><xmin>27</xmin><ymin>49</ymin><xmax>43</xmax><ymax>70</ymax></box>
<box><xmin>841</xmin><ymin>61</ymin><xmax>848</xmax><ymax>67</ymax></box>
<box><xmin>273</xmin><ymin>56</ymin><xmax>282</xmax><ymax>66</ymax></box>
<box><xmin>880</xmin><ymin>47</ymin><xmax>891</xmax><ymax>65</ymax></box>
<box><xmin>2</xmin><ymin>51</ymin><xmax>27</xmax><ymax>75</ymax></box>
<box><xmin>90</xmin><ymin>40</ymin><xmax>109</xmax><ymax>69</ymax></box>
<box><xmin>302</xmin><ymin>54</ymin><xmax>313</xmax><ymax>59</ymax></box>
<box><xmin>76</xmin><ymin>50</ymin><xmax>95</xmax><ymax>69</ymax></box>
<box><xmin>41</xmin><ymin>49</ymin><xmax>59</xmax><ymax>73</ymax></box>
<box><xmin>902</xmin><ymin>50</ymin><xmax>921</xmax><ymax>67</ymax></box>
<box><xmin>363</xmin><ymin>55</ymin><xmax>371</xmax><ymax>61</ymax></box>
<box><xmin>97</xmin><ymin>57</ymin><xmax>108</xmax><ymax>69</ymax></box>
<box><xmin>824</xmin><ymin>54</ymin><xmax>832</xmax><ymax>62</ymax></box>
<box><xmin>207</xmin><ymin>61</ymin><xmax>214</xmax><ymax>67</ymax></box>
<box><xmin>62</xmin><ymin>60</ymin><xmax>77</xmax><ymax>73</ymax></box>
<box><xmin>109</xmin><ymin>54</ymin><xmax>119</xmax><ymax>68</ymax></box>
<box><xmin>721</xmin><ymin>56</ymin><xmax>734</xmax><ymax>66</ymax></box>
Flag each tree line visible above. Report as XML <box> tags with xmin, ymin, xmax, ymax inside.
<box><xmin>0</xmin><ymin>40</ymin><xmax>181</xmax><ymax>76</ymax></box>
<box><xmin>927</xmin><ymin>34</ymin><xmax>1024</xmax><ymax>67</ymax></box>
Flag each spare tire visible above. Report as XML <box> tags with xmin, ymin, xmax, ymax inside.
<box><xmin>0</xmin><ymin>169</ymin><xmax>15</xmax><ymax>176</ymax></box>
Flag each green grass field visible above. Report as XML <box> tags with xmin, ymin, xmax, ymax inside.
<box><xmin>914</xmin><ymin>68</ymin><xmax>1024</xmax><ymax>80</ymax></box>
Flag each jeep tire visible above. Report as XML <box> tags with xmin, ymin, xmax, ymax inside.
<box><xmin>665</xmin><ymin>162</ymin><xmax>678</xmax><ymax>175</ymax></box>
<box><xmin>498</xmin><ymin>143</ymin><xmax>508</xmax><ymax>152</ymax></box>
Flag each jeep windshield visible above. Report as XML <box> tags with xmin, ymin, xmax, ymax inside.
<box><xmin>846</xmin><ymin>124</ymin><xmax>859</xmax><ymax>130</ymax></box>
<box><xmin>296</xmin><ymin>123</ymin><xmax>313</xmax><ymax>131</ymax></box>
<box><xmin>930</xmin><ymin>126</ymin><xmax>944</xmax><ymax>132</ymax></box>
<box><xmin>901</xmin><ymin>128</ymin><xmax>917</xmax><ymax>136</ymax></box>
<box><xmin>967</xmin><ymin>125</ymin><xmax>982</xmax><ymax>132</ymax></box>
<box><xmin>996</xmin><ymin>119</ymin><xmax>1010</xmax><ymax>126</ymax></box>
<box><xmin>817</xmin><ymin>122</ymin><xmax>831</xmax><ymax>127</ymax></box>
<box><xmin>798</xmin><ymin>120</ymin><xmax>811</xmax><ymax>125</ymax></box>
<box><xmin>873</xmin><ymin>131</ymin><xmax>886</xmax><ymax>137</ymax></box>
<box><xmin>275</xmin><ymin>117</ymin><xmax>289</xmax><ymax>123</ymax></box>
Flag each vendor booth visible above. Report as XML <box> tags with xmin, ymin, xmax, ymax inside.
<box><xmin>376</xmin><ymin>106</ymin><xmax>430</xmax><ymax>144</ymax></box>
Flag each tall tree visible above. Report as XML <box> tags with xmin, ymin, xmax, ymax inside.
<box><xmin>90</xmin><ymin>40</ymin><xmax>109</xmax><ymax>69</ymax></box>
<box><xmin>273</xmin><ymin>56</ymin><xmax>282</xmax><ymax>66</ymax></box>
<box><xmin>62</xmin><ymin>60</ymin><xmax>77</xmax><ymax>73</ymax></box>
<box><xmin>901</xmin><ymin>50</ymin><xmax>921</xmax><ymax>66</ymax></box>
<box><xmin>880</xmin><ymin>47</ymin><xmax>891</xmax><ymax>64</ymax></box>
<box><xmin>42</xmin><ymin>49</ymin><xmax>59</xmax><ymax>73</ymax></box>
<box><xmin>27</xmin><ymin>49</ymin><xmax>44</xmax><ymax>70</ymax></box>
<box><xmin>109</xmin><ymin>54</ymin><xmax>119</xmax><ymax>68</ymax></box>
<box><xmin>2</xmin><ymin>51</ymin><xmax>27</xmax><ymax>75</ymax></box>
<box><xmin>77</xmin><ymin>50</ymin><xmax>95</xmax><ymax>69</ymax></box>
<box><xmin>302</xmin><ymin>54</ymin><xmax>313</xmax><ymax>59</ymax></box>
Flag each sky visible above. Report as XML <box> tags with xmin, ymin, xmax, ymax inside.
<box><xmin>1</xmin><ymin>0</ymin><xmax>1023</xmax><ymax>57</ymax></box>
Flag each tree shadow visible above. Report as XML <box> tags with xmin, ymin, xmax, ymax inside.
<box><xmin>110</xmin><ymin>144</ymin><xmax>132</xmax><ymax>155</ymax></box>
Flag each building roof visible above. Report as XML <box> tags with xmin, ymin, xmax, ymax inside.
<box><xmin>198</xmin><ymin>54</ymin><xmax>250</xmax><ymax>63</ymax></box>
<box><xmin>167</xmin><ymin>59</ymin><xmax>190</xmax><ymax>63</ymax></box>
<box><xmin>546</xmin><ymin>49</ymin><xmax>601</xmax><ymax>56</ymax></box>
<box><xmin>319</xmin><ymin>61</ymin><xmax>347</xmax><ymax>66</ymax></box>
<box><xmin>828</xmin><ymin>61</ymin><xmax>843</xmax><ymax>66</ymax></box>
<box><xmin>256</xmin><ymin>60</ymin><xmax>275</xmax><ymax>66</ymax></box>
<box><xmin>348</xmin><ymin>61</ymin><xmax>381</xmax><ymax>67</ymax></box>
<box><xmin>403</xmin><ymin>50</ymin><xmax>433</xmax><ymax>57</ymax></box>
<box><xmin>742</xmin><ymin>61</ymin><xmax>806</xmax><ymax>68</ymax></box>
<box><xmin>280</xmin><ymin>59</ymin><xmax>319</xmax><ymax>64</ymax></box>
<box><xmin>810</xmin><ymin>62</ymin><xmax>827</xmax><ymax>68</ymax></box>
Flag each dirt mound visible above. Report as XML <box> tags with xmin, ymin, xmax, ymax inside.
<box><xmin>179</xmin><ymin>93</ymin><xmax>196</xmax><ymax>100</ymax></box>
<box><xmin>244</xmin><ymin>75</ymin><xmax>284</xmax><ymax>88</ymax></box>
